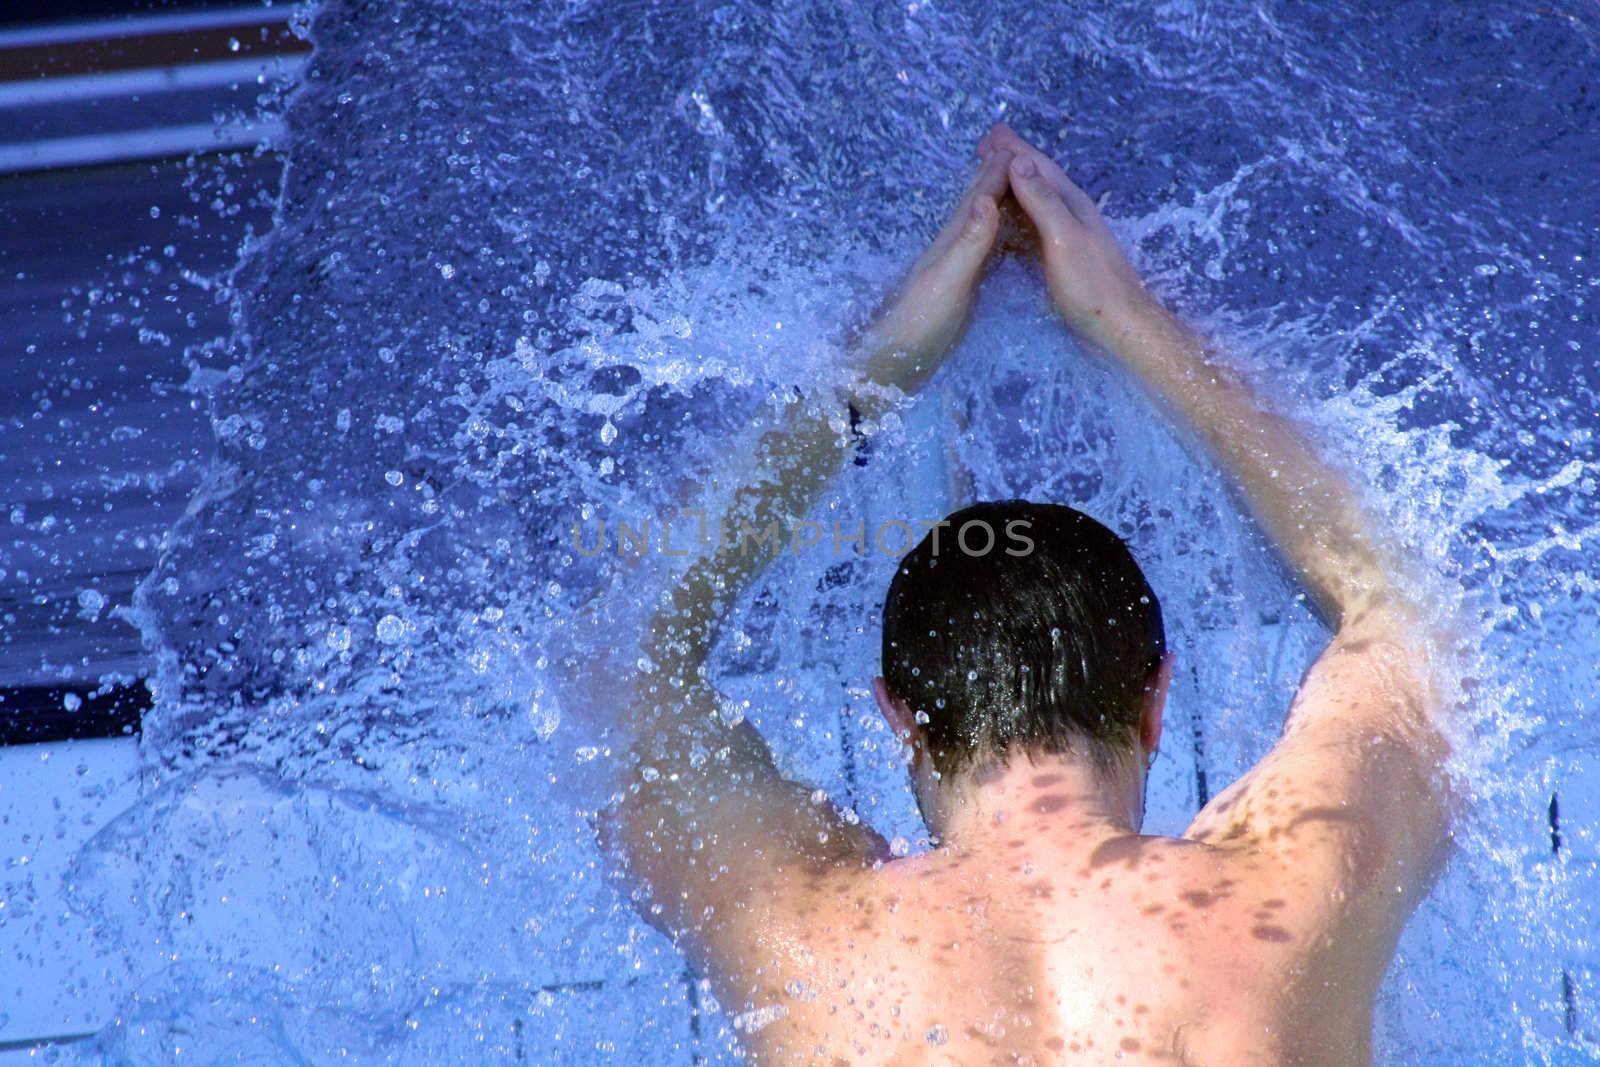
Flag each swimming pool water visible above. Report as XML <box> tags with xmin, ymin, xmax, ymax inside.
<box><xmin>28</xmin><ymin>0</ymin><xmax>1600</xmax><ymax>1062</ymax></box>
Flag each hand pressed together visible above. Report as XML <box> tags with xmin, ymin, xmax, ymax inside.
<box><xmin>863</xmin><ymin>123</ymin><xmax>1151</xmax><ymax>395</ymax></box>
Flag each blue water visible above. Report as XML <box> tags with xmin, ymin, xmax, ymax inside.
<box><xmin>49</xmin><ymin>0</ymin><xmax>1600</xmax><ymax>1062</ymax></box>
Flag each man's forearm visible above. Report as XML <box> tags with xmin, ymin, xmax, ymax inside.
<box><xmin>1099</xmin><ymin>295</ymin><xmax>1397</xmax><ymax>630</ymax></box>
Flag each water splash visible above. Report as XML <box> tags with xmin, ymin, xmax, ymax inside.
<box><xmin>52</xmin><ymin>0</ymin><xmax>1600</xmax><ymax>1063</ymax></box>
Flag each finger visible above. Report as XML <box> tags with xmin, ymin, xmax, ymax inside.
<box><xmin>986</xmin><ymin>127</ymin><xmax>1104</xmax><ymax>226</ymax></box>
<box><xmin>1008</xmin><ymin>155</ymin><xmax>1078</xmax><ymax>244</ymax></box>
<box><xmin>965</xmin><ymin>193</ymin><xmax>998</xmax><ymax>243</ymax></box>
<box><xmin>984</xmin><ymin>122</ymin><xmax>1033</xmax><ymax>159</ymax></box>
<box><xmin>976</xmin><ymin>123</ymin><xmax>999</xmax><ymax>158</ymax></box>
<box><xmin>967</xmin><ymin>148</ymin><xmax>1013</xmax><ymax>205</ymax></box>
<box><xmin>926</xmin><ymin>195</ymin><xmax>999</xmax><ymax>290</ymax></box>
<box><xmin>1047</xmin><ymin>166</ymin><xmax>1102</xmax><ymax>225</ymax></box>
<box><xmin>1017</xmin><ymin>149</ymin><xmax>1102</xmax><ymax>226</ymax></box>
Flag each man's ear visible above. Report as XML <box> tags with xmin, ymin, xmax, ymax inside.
<box><xmin>1140</xmin><ymin>651</ymin><xmax>1175</xmax><ymax>758</ymax></box>
<box><xmin>872</xmin><ymin>676</ymin><xmax>917</xmax><ymax>742</ymax></box>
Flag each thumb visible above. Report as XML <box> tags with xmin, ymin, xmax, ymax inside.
<box><xmin>936</xmin><ymin>194</ymin><xmax>998</xmax><ymax>281</ymax></box>
<box><xmin>1008</xmin><ymin>156</ymin><xmax>1076</xmax><ymax>245</ymax></box>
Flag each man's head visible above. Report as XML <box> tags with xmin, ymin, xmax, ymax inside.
<box><xmin>874</xmin><ymin>500</ymin><xmax>1169</xmax><ymax>832</ymax></box>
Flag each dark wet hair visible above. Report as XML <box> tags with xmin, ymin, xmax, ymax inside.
<box><xmin>881</xmin><ymin>500</ymin><xmax>1164</xmax><ymax>779</ymax></box>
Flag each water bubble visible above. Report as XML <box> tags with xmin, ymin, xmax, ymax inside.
<box><xmin>528</xmin><ymin>697</ymin><xmax>559</xmax><ymax>740</ymax></box>
<box><xmin>890</xmin><ymin>836</ymin><xmax>910</xmax><ymax>857</ymax></box>
<box><xmin>62</xmin><ymin>693</ymin><xmax>82</xmax><ymax>712</ymax></box>
<box><xmin>384</xmin><ymin>470</ymin><xmax>404</xmax><ymax>486</ymax></box>
<box><xmin>76</xmin><ymin>588</ymin><xmax>106</xmax><ymax>622</ymax></box>
<box><xmin>575</xmin><ymin>746</ymin><xmax>600</xmax><ymax>762</ymax></box>
<box><xmin>149</xmin><ymin>205</ymin><xmax>160</xmax><ymax>219</ymax></box>
<box><xmin>925</xmin><ymin>1023</ymin><xmax>948</xmax><ymax>1045</ymax></box>
<box><xmin>375</xmin><ymin>614</ymin><xmax>405</xmax><ymax>643</ymax></box>
<box><xmin>326</xmin><ymin>625</ymin><xmax>352</xmax><ymax>651</ymax></box>
<box><xmin>914</xmin><ymin>709</ymin><xmax>930</xmax><ymax>725</ymax></box>
<box><xmin>335</xmin><ymin>408</ymin><xmax>351</xmax><ymax>432</ymax></box>
<box><xmin>439</xmin><ymin>263</ymin><xmax>456</xmax><ymax>280</ymax></box>
<box><xmin>600</xmin><ymin>420</ymin><xmax>617</xmax><ymax>445</ymax></box>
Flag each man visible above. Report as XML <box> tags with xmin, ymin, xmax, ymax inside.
<box><xmin>568</xmin><ymin>124</ymin><xmax>1456</xmax><ymax>1064</ymax></box>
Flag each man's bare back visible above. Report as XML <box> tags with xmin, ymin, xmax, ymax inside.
<box><xmin>735</xmin><ymin>841</ymin><xmax>1323</xmax><ymax>1065</ymax></box>
<box><xmin>694</xmin><ymin>683</ymin><xmax>1441</xmax><ymax>1067</ymax></box>
<box><xmin>565</xmin><ymin>124</ymin><xmax>1455</xmax><ymax>1065</ymax></box>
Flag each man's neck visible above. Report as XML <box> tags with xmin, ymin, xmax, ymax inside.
<box><xmin>933</xmin><ymin>751</ymin><xmax>1145</xmax><ymax>856</ymax></box>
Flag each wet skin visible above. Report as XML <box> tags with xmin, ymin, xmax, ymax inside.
<box><xmin>661</xmin><ymin>713</ymin><xmax>1443</xmax><ymax>1066</ymax></box>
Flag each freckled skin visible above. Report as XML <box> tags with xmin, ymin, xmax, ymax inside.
<box><xmin>669</xmin><ymin>808</ymin><xmax>1439</xmax><ymax>1067</ymax></box>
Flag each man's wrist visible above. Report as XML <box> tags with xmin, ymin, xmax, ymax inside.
<box><xmin>1096</xmin><ymin>285</ymin><xmax>1175</xmax><ymax>358</ymax></box>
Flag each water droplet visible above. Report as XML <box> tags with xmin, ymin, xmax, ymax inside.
<box><xmin>76</xmin><ymin>588</ymin><xmax>106</xmax><ymax>622</ymax></box>
<box><xmin>62</xmin><ymin>693</ymin><xmax>82</xmax><ymax>712</ymax></box>
<box><xmin>600</xmin><ymin>420</ymin><xmax>617</xmax><ymax>445</ymax></box>
<box><xmin>384</xmin><ymin>469</ymin><xmax>403</xmax><ymax>486</ymax></box>
<box><xmin>375</xmin><ymin>614</ymin><xmax>405</xmax><ymax>643</ymax></box>
<box><xmin>531</xmin><ymin>699</ymin><xmax>561</xmax><ymax>741</ymax></box>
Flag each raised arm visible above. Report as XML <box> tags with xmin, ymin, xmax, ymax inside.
<box><xmin>990</xmin><ymin>124</ymin><xmax>1456</xmax><ymax>947</ymax></box>
<box><xmin>984</xmin><ymin>124</ymin><xmax>1395</xmax><ymax>630</ymax></box>
<box><xmin>579</xmin><ymin>144</ymin><xmax>1017</xmax><ymax>970</ymax></box>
